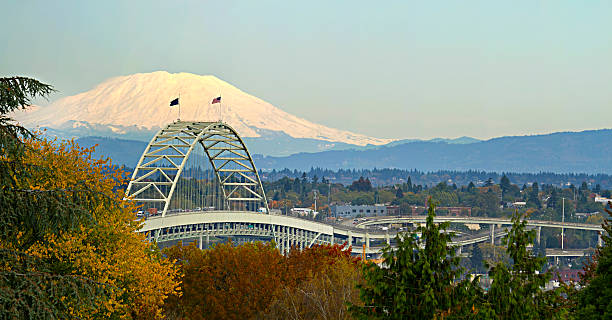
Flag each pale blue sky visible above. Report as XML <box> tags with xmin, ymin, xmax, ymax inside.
<box><xmin>2</xmin><ymin>1</ymin><xmax>611</xmax><ymax>139</ymax></box>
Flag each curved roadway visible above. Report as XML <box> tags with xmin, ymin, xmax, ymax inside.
<box><xmin>356</xmin><ymin>215</ymin><xmax>604</xmax><ymax>232</ymax></box>
<box><xmin>140</xmin><ymin>211</ymin><xmax>551</xmax><ymax>254</ymax></box>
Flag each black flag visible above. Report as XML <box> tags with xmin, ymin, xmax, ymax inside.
<box><xmin>170</xmin><ymin>98</ymin><xmax>179</xmax><ymax>106</ymax></box>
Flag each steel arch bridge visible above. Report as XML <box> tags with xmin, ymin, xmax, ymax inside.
<box><xmin>127</xmin><ymin>121</ymin><xmax>604</xmax><ymax>257</ymax></box>
<box><xmin>125</xmin><ymin>121</ymin><xmax>269</xmax><ymax>217</ymax></box>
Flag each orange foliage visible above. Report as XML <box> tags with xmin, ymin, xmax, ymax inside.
<box><xmin>164</xmin><ymin>241</ymin><xmax>362</xmax><ymax>319</ymax></box>
<box><xmin>164</xmin><ymin>241</ymin><xmax>285</xmax><ymax>319</ymax></box>
<box><xmin>22</xmin><ymin>135</ymin><xmax>180</xmax><ymax>319</ymax></box>
<box><xmin>285</xmin><ymin>242</ymin><xmax>360</xmax><ymax>286</ymax></box>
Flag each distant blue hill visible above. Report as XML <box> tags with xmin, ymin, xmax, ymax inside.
<box><xmin>47</xmin><ymin>122</ymin><xmax>480</xmax><ymax>156</ymax></box>
<box><xmin>76</xmin><ymin>129</ymin><xmax>612</xmax><ymax>174</ymax></box>
<box><xmin>256</xmin><ymin>129</ymin><xmax>612</xmax><ymax>174</ymax></box>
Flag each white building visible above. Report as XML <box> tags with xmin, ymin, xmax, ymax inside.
<box><xmin>331</xmin><ymin>204</ymin><xmax>387</xmax><ymax>218</ymax></box>
<box><xmin>291</xmin><ymin>208</ymin><xmax>318</xmax><ymax>217</ymax></box>
<box><xmin>594</xmin><ymin>196</ymin><xmax>612</xmax><ymax>203</ymax></box>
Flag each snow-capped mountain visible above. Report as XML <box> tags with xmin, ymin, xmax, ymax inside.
<box><xmin>13</xmin><ymin>71</ymin><xmax>392</xmax><ymax>146</ymax></box>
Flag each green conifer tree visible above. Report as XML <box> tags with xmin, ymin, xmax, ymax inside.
<box><xmin>350</xmin><ymin>201</ymin><xmax>481</xmax><ymax>319</ymax></box>
<box><xmin>573</xmin><ymin>202</ymin><xmax>612</xmax><ymax>318</ymax></box>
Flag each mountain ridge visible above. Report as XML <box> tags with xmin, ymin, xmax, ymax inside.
<box><xmin>256</xmin><ymin>128</ymin><xmax>612</xmax><ymax>173</ymax></box>
<box><xmin>75</xmin><ymin>128</ymin><xmax>612</xmax><ymax>174</ymax></box>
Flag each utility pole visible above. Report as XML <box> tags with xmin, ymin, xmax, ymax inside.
<box><xmin>313</xmin><ymin>189</ymin><xmax>318</xmax><ymax>214</ymax></box>
<box><xmin>561</xmin><ymin>197</ymin><xmax>565</xmax><ymax>250</ymax></box>
<box><xmin>328</xmin><ymin>180</ymin><xmax>333</xmax><ymax>218</ymax></box>
<box><xmin>328</xmin><ymin>181</ymin><xmax>332</xmax><ymax>205</ymax></box>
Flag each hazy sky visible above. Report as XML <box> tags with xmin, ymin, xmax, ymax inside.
<box><xmin>2</xmin><ymin>1</ymin><xmax>611</xmax><ymax>140</ymax></box>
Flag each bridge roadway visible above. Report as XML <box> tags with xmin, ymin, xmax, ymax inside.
<box><xmin>356</xmin><ymin>215</ymin><xmax>604</xmax><ymax>231</ymax></box>
<box><xmin>140</xmin><ymin>211</ymin><xmax>603</xmax><ymax>255</ymax></box>
<box><xmin>357</xmin><ymin>215</ymin><xmax>604</xmax><ymax>247</ymax></box>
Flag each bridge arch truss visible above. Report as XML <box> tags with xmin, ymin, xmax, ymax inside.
<box><xmin>125</xmin><ymin>121</ymin><xmax>269</xmax><ymax>217</ymax></box>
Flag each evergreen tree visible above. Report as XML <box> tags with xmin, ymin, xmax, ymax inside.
<box><xmin>573</xmin><ymin>202</ymin><xmax>612</xmax><ymax>318</ymax></box>
<box><xmin>350</xmin><ymin>201</ymin><xmax>481</xmax><ymax>319</ymax></box>
<box><xmin>467</xmin><ymin>181</ymin><xmax>476</xmax><ymax>193</ymax></box>
<box><xmin>548</xmin><ymin>188</ymin><xmax>559</xmax><ymax>209</ymax></box>
<box><xmin>479</xmin><ymin>211</ymin><xmax>563</xmax><ymax>319</ymax></box>
<box><xmin>527</xmin><ymin>182</ymin><xmax>541</xmax><ymax>208</ymax></box>
<box><xmin>395</xmin><ymin>186</ymin><xmax>404</xmax><ymax>199</ymax></box>
<box><xmin>499</xmin><ymin>174</ymin><xmax>512</xmax><ymax>193</ymax></box>
<box><xmin>471</xmin><ymin>244</ymin><xmax>485</xmax><ymax>274</ymax></box>
<box><xmin>406</xmin><ymin>176</ymin><xmax>413</xmax><ymax>192</ymax></box>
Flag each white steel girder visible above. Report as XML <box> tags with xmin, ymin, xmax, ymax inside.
<box><xmin>124</xmin><ymin>121</ymin><xmax>269</xmax><ymax>217</ymax></box>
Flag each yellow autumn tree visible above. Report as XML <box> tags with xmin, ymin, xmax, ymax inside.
<box><xmin>22</xmin><ymin>134</ymin><xmax>180</xmax><ymax>319</ymax></box>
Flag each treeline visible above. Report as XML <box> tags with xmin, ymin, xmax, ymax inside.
<box><xmin>260</xmin><ymin>168</ymin><xmax>612</xmax><ymax>188</ymax></box>
<box><xmin>264</xmin><ymin>174</ymin><xmax>610</xmax><ymax>220</ymax></box>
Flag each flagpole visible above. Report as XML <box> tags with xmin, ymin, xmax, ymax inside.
<box><xmin>178</xmin><ymin>92</ymin><xmax>181</xmax><ymax>121</ymax></box>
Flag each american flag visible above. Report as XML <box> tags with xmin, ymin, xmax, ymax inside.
<box><xmin>211</xmin><ymin>96</ymin><xmax>221</xmax><ymax>104</ymax></box>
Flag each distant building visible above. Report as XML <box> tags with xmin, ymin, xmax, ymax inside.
<box><xmin>575</xmin><ymin>212</ymin><xmax>598</xmax><ymax>219</ymax></box>
<box><xmin>407</xmin><ymin>205</ymin><xmax>471</xmax><ymax>216</ymax></box>
<box><xmin>331</xmin><ymin>204</ymin><xmax>387</xmax><ymax>218</ymax></box>
<box><xmin>552</xmin><ymin>269</ymin><xmax>584</xmax><ymax>282</ymax></box>
<box><xmin>386</xmin><ymin>205</ymin><xmax>400</xmax><ymax>215</ymax></box>
<box><xmin>291</xmin><ymin>208</ymin><xmax>318</xmax><ymax>217</ymax></box>
<box><xmin>437</xmin><ymin>206</ymin><xmax>472</xmax><ymax>216</ymax></box>
<box><xmin>594</xmin><ymin>196</ymin><xmax>612</xmax><ymax>203</ymax></box>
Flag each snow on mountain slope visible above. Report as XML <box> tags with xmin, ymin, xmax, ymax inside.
<box><xmin>13</xmin><ymin>71</ymin><xmax>391</xmax><ymax>146</ymax></box>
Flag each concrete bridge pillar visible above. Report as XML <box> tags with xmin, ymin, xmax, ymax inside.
<box><xmin>198</xmin><ymin>235</ymin><xmax>203</xmax><ymax>249</ymax></box>
<box><xmin>365</xmin><ymin>233</ymin><xmax>370</xmax><ymax>251</ymax></box>
<box><xmin>385</xmin><ymin>233</ymin><xmax>390</xmax><ymax>246</ymax></box>
<box><xmin>490</xmin><ymin>224</ymin><xmax>495</xmax><ymax>245</ymax></box>
<box><xmin>206</xmin><ymin>234</ymin><xmax>210</xmax><ymax>248</ymax></box>
<box><xmin>348</xmin><ymin>231</ymin><xmax>352</xmax><ymax>247</ymax></box>
<box><xmin>598</xmin><ymin>232</ymin><xmax>603</xmax><ymax>247</ymax></box>
<box><xmin>536</xmin><ymin>226</ymin><xmax>541</xmax><ymax>244</ymax></box>
<box><xmin>299</xmin><ymin>230</ymin><xmax>304</xmax><ymax>250</ymax></box>
<box><xmin>331</xmin><ymin>230</ymin><xmax>334</xmax><ymax>245</ymax></box>
<box><xmin>457</xmin><ymin>246</ymin><xmax>462</xmax><ymax>255</ymax></box>
<box><xmin>280</xmin><ymin>226</ymin><xmax>285</xmax><ymax>254</ymax></box>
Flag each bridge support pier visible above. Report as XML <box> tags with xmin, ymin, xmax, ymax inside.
<box><xmin>199</xmin><ymin>236</ymin><xmax>203</xmax><ymax>249</ymax></box>
<box><xmin>457</xmin><ymin>246</ymin><xmax>462</xmax><ymax>255</ymax></box>
<box><xmin>598</xmin><ymin>232</ymin><xmax>603</xmax><ymax>247</ymax></box>
<box><xmin>536</xmin><ymin>226</ymin><xmax>541</xmax><ymax>244</ymax></box>
<box><xmin>386</xmin><ymin>233</ymin><xmax>390</xmax><ymax>246</ymax></box>
<box><xmin>206</xmin><ymin>234</ymin><xmax>209</xmax><ymax>248</ymax></box>
<box><xmin>348</xmin><ymin>232</ymin><xmax>352</xmax><ymax>247</ymax></box>
<box><xmin>365</xmin><ymin>233</ymin><xmax>370</xmax><ymax>251</ymax></box>
<box><xmin>299</xmin><ymin>230</ymin><xmax>304</xmax><ymax>250</ymax></box>
<box><xmin>490</xmin><ymin>224</ymin><xmax>495</xmax><ymax>245</ymax></box>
